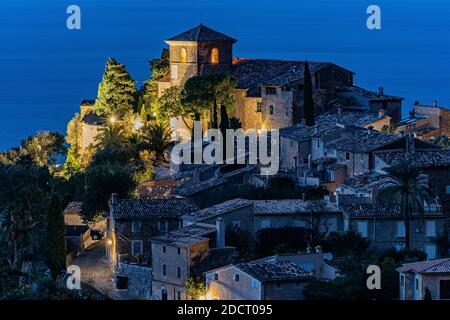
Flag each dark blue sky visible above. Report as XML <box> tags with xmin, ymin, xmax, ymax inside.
<box><xmin>1</xmin><ymin>0</ymin><xmax>449</xmax><ymax>150</ymax></box>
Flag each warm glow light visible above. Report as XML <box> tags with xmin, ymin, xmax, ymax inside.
<box><xmin>205</xmin><ymin>293</ymin><xmax>213</xmax><ymax>300</ymax></box>
<box><xmin>199</xmin><ymin>295</ymin><xmax>206</xmax><ymax>300</ymax></box>
<box><xmin>107</xmin><ymin>239</ymin><xmax>113</xmax><ymax>246</ymax></box>
<box><xmin>109</xmin><ymin>116</ymin><xmax>117</xmax><ymax>124</ymax></box>
<box><xmin>152</xmin><ymin>112</ymin><xmax>157</xmax><ymax>117</ymax></box>
<box><xmin>133</xmin><ymin>120</ymin><xmax>143</xmax><ymax>131</ymax></box>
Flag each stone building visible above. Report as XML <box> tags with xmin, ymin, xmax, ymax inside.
<box><xmin>105</xmin><ymin>194</ymin><xmax>198</xmax><ymax>268</ymax></box>
<box><xmin>151</xmin><ymin>221</ymin><xmax>235</xmax><ymax>300</ymax></box>
<box><xmin>342</xmin><ymin>203</ymin><xmax>445</xmax><ymax>258</ymax></box>
<box><xmin>204</xmin><ymin>252</ymin><xmax>336</xmax><ymax>300</ymax></box>
<box><xmin>396</xmin><ymin>102</ymin><xmax>450</xmax><ymax>139</ymax></box>
<box><xmin>397</xmin><ymin>258</ymin><xmax>450</xmax><ymax>300</ymax></box>
<box><xmin>156</xmin><ymin>24</ymin><xmax>401</xmax><ymax>134</ymax></box>
<box><xmin>373</xmin><ymin>148</ymin><xmax>450</xmax><ymax>220</ymax></box>
<box><xmin>182</xmin><ymin>198</ymin><xmax>343</xmax><ymax>235</ymax></box>
<box><xmin>205</xmin><ymin>260</ymin><xmax>313</xmax><ymax>300</ymax></box>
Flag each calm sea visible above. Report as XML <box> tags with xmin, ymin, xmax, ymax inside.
<box><xmin>1</xmin><ymin>0</ymin><xmax>449</xmax><ymax>150</ymax></box>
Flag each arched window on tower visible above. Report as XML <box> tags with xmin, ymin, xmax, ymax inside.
<box><xmin>211</xmin><ymin>48</ymin><xmax>219</xmax><ymax>64</ymax></box>
<box><xmin>181</xmin><ymin>48</ymin><xmax>187</xmax><ymax>64</ymax></box>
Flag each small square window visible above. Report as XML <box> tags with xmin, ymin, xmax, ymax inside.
<box><xmin>177</xmin><ymin>247</ymin><xmax>181</xmax><ymax>255</ymax></box>
<box><xmin>177</xmin><ymin>267</ymin><xmax>181</xmax><ymax>279</ymax></box>
<box><xmin>346</xmin><ymin>152</ymin><xmax>350</xmax><ymax>160</ymax></box>
<box><xmin>163</xmin><ymin>246</ymin><xmax>166</xmax><ymax>253</ymax></box>
<box><xmin>162</xmin><ymin>264</ymin><xmax>167</xmax><ymax>277</ymax></box>
<box><xmin>252</xmin><ymin>279</ymin><xmax>258</xmax><ymax>289</ymax></box>
<box><xmin>265</xmin><ymin>87</ymin><xmax>276</xmax><ymax>95</ymax></box>
<box><xmin>234</xmin><ymin>274</ymin><xmax>240</xmax><ymax>282</ymax></box>
<box><xmin>269</xmin><ymin>105</ymin><xmax>274</xmax><ymax>115</ymax></box>
<box><xmin>131</xmin><ymin>220</ymin><xmax>141</xmax><ymax>233</ymax></box>
<box><xmin>256</xmin><ymin>102</ymin><xmax>262</xmax><ymax>112</ymax></box>
<box><xmin>177</xmin><ymin>291</ymin><xmax>182</xmax><ymax>300</ymax></box>
<box><xmin>214</xmin><ymin>273</ymin><xmax>219</xmax><ymax>281</ymax></box>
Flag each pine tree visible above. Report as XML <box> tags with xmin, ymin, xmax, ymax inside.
<box><xmin>45</xmin><ymin>195</ymin><xmax>67</xmax><ymax>280</ymax></box>
<box><xmin>303</xmin><ymin>60</ymin><xmax>315</xmax><ymax>126</ymax></box>
<box><xmin>94</xmin><ymin>58</ymin><xmax>137</xmax><ymax>117</ymax></box>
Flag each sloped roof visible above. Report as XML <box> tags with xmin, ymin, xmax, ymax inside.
<box><xmin>326</xmin><ymin>129</ymin><xmax>401</xmax><ymax>152</ymax></box>
<box><xmin>232</xmin><ymin>58</ymin><xmax>335</xmax><ymax>96</ymax></box>
<box><xmin>340</xmin><ymin>172</ymin><xmax>389</xmax><ymax>193</ymax></box>
<box><xmin>167</xmin><ymin>24</ymin><xmax>237</xmax><ymax>43</ymax></box>
<box><xmin>110</xmin><ymin>198</ymin><xmax>198</xmax><ymax>220</ymax></box>
<box><xmin>336</xmin><ymin>85</ymin><xmax>404</xmax><ymax>101</ymax></box>
<box><xmin>183</xmin><ymin>198</ymin><xmax>253</xmax><ymax>222</ymax></box>
<box><xmin>236</xmin><ymin>260</ymin><xmax>313</xmax><ymax>282</ymax></box>
<box><xmin>342</xmin><ymin>203</ymin><xmax>443</xmax><ymax>218</ymax></box>
<box><xmin>374</xmin><ymin>149</ymin><xmax>450</xmax><ymax>169</ymax></box>
<box><xmin>397</xmin><ymin>258</ymin><xmax>450</xmax><ymax>274</ymax></box>
<box><xmin>253</xmin><ymin>199</ymin><xmax>339</xmax><ymax>215</ymax></box>
<box><xmin>151</xmin><ymin>224</ymin><xmax>217</xmax><ymax>246</ymax></box>
<box><xmin>279</xmin><ymin>111</ymin><xmax>383</xmax><ymax>141</ymax></box>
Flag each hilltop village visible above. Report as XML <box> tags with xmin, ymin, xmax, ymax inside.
<box><xmin>1</xmin><ymin>24</ymin><xmax>449</xmax><ymax>301</ymax></box>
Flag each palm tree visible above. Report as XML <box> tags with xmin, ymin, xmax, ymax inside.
<box><xmin>94</xmin><ymin>124</ymin><xmax>128</xmax><ymax>149</ymax></box>
<box><xmin>140</xmin><ymin>122</ymin><xmax>172</xmax><ymax>165</ymax></box>
<box><xmin>377</xmin><ymin>160</ymin><xmax>429</xmax><ymax>249</ymax></box>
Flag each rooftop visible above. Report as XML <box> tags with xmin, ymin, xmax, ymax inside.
<box><xmin>326</xmin><ymin>129</ymin><xmax>401</xmax><ymax>152</ymax></box>
<box><xmin>235</xmin><ymin>260</ymin><xmax>313</xmax><ymax>282</ymax></box>
<box><xmin>374</xmin><ymin>149</ymin><xmax>450</xmax><ymax>169</ymax></box>
<box><xmin>167</xmin><ymin>24</ymin><xmax>237</xmax><ymax>43</ymax></box>
<box><xmin>151</xmin><ymin>224</ymin><xmax>217</xmax><ymax>246</ymax></box>
<box><xmin>232</xmin><ymin>59</ymin><xmax>349</xmax><ymax>97</ymax></box>
<box><xmin>279</xmin><ymin>111</ymin><xmax>384</xmax><ymax>141</ymax></box>
<box><xmin>81</xmin><ymin>111</ymin><xmax>107</xmax><ymax>126</ymax></box>
<box><xmin>253</xmin><ymin>199</ymin><xmax>339</xmax><ymax>215</ymax></box>
<box><xmin>343</xmin><ymin>202</ymin><xmax>443</xmax><ymax>218</ymax></box>
<box><xmin>183</xmin><ymin>198</ymin><xmax>253</xmax><ymax>221</ymax></box>
<box><xmin>340</xmin><ymin>172</ymin><xmax>389</xmax><ymax>193</ymax></box>
<box><xmin>397</xmin><ymin>258</ymin><xmax>450</xmax><ymax>274</ymax></box>
<box><xmin>109</xmin><ymin>197</ymin><xmax>198</xmax><ymax>220</ymax></box>
<box><xmin>336</xmin><ymin>85</ymin><xmax>404</xmax><ymax>101</ymax></box>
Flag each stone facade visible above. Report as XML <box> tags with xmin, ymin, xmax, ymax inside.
<box><xmin>345</xmin><ymin>216</ymin><xmax>445</xmax><ymax>258</ymax></box>
<box><xmin>116</xmin><ymin>262</ymin><xmax>152</xmax><ymax>300</ymax></box>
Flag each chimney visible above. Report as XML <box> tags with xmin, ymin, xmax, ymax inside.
<box><xmin>378</xmin><ymin>87</ymin><xmax>384</xmax><ymax>96</ymax></box>
<box><xmin>433</xmin><ymin>100</ymin><xmax>438</xmax><ymax>107</ymax></box>
<box><xmin>378</xmin><ymin>108</ymin><xmax>385</xmax><ymax>118</ymax></box>
<box><xmin>216</xmin><ymin>218</ymin><xmax>225</xmax><ymax>248</ymax></box>
<box><xmin>337</xmin><ymin>107</ymin><xmax>342</xmax><ymax>115</ymax></box>
<box><xmin>193</xmin><ymin>168</ymin><xmax>200</xmax><ymax>183</ymax></box>
<box><xmin>315</xmin><ymin>245</ymin><xmax>322</xmax><ymax>254</ymax></box>
<box><xmin>406</xmin><ymin>134</ymin><xmax>415</xmax><ymax>153</ymax></box>
<box><xmin>110</xmin><ymin>193</ymin><xmax>118</xmax><ymax>206</ymax></box>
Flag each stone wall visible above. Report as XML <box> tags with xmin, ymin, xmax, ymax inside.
<box><xmin>117</xmin><ymin>262</ymin><xmax>152</xmax><ymax>300</ymax></box>
<box><xmin>347</xmin><ymin>217</ymin><xmax>445</xmax><ymax>255</ymax></box>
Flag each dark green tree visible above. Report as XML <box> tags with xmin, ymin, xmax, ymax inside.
<box><xmin>45</xmin><ymin>195</ymin><xmax>67</xmax><ymax>280</ymax></box>
<box><xmin>94</xmin><ymin>58</ymin><xmax>137</xmax><ymax>117</ymax></box>
<box><xmin>21</xmin><ymin>131</ymin><xmax>66</xmax><ymax>167</ymax></box>
<box><xmin>139</xmin><ymin>122</ymin><xmax>172</xmax><ymax>165</ymax></box>
<box><xmin>378</xmin><ymin>160</ymin><xmax>429</xmax><ymax>249</ymax></box>
<box><xmin>303</xmin><ymin>60</ymin><xmax>315</xmax><ymax>126</ymax></box>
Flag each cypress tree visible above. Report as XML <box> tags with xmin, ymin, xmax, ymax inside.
<box><xmin>94</xmin><ymin>58</ymin><xmax>137</xmax><ymax>117</ymax></box>
<box><xmin>219</xmin><ymin>104</ymin><xmax>229</xmax><ymax>162</ymax></box>
<box><xmin>45</xmin><ymin>195</ymin><xmax>67</xmax><ymax>280</ymax></box>
<box><xmin>303</xmin><ymin>60</ymin><xmax>315</xmax><ymax>126</ymax></box>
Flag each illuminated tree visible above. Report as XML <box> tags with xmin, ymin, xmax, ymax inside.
<box><xmin>94</xmin><ymin>58</ymin><xmax>137</xmax><ymax>117</ymax></box>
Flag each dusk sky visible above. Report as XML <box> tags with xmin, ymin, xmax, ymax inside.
<box><xmin>1</xmin><ymin>0</ymin><xmax>449</xmax><ymax>150</ymax></box>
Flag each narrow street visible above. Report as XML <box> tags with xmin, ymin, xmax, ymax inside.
<box><xmin>73</xmin><ymin>239</ymin><xmax>130</xmax><ymax>300</ymax></box>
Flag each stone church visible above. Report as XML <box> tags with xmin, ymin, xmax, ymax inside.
<box><xmin>156</xmin><ymin>24</ymin><xmax>403</xmax><ymax>136</ymax></box>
